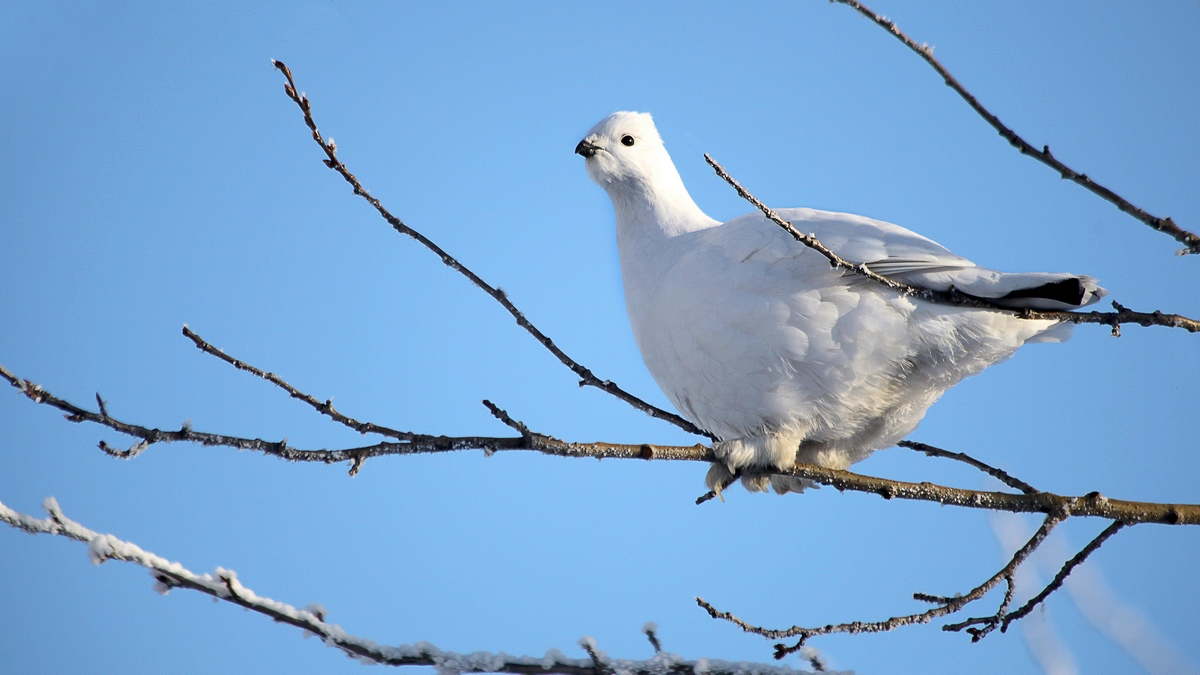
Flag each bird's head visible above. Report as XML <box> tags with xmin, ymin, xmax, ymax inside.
<box><xmin>575</xmin><ymin>111</ymin><xmax>716</xmax><ymax>236</ymax></box>
<box><xmin>575</xmin><ymin>111</ymin><xmax>671</xmax><ymax>191</ymax></box>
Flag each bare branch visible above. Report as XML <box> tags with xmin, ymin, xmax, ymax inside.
<box><xmin>183</xmin><ymin>325</ymin><xmax>417</xmax><ymax>441</ymax></box>
<box><xmin>999</xmin><ymin>520</ymin><xmax>1129</xmax><ymax>631</ymax></box>
<box><xmin>698</xmin><ymin>512</ymin><xmax>1066</xmax><ymax>656</ymax></box>
<box><xmin>776</xmin><ymin>464</ymin><xmax>1199</xmax><ymax>525</ymax></box>
<box><xmin>0</xmin><ymin>497</ymin><xmax>815</xmax><ymax>675</ymax></box>
<box><xmin>703</xmin><ymin>153</ymin><xmax>922</xmax><ymax>297</ymax></box>
<box><xmin>704</xmin><ymin>154</ymin><xmax>1200</xmax><ymax>333</ymax></box>
<box><xmin>899</xmin><ymin>440</ymin><xmax>1039</xmax><ymax>495</ymax></box>
<box><xmin>4</xmin><ymin>363</ymin><xmax>1197</xmax><ymax>525</ymax></box>
<box><xmin>482</xmin><ymin>399</ymin><xmax>534</xmax><ymax>439</ymax></box>
<box><xmin>269</xmin><ymin>60</ymin><xmax>712</xmax><ymax>440</ymax></box>
<box><xmin>938</xmin><ymin>574</ymin><xmax>1017</xmax><ymax>642</ymax></box>
<box><xmin>940</xmin><ymin>520</ymin><xmax>1129</xmax><ymax>640</ymax></box>
<box><xmin>831</xmin><ymin>0</ymin><xmax>1200</xmax><ymax>255</ymax></box>
<box><xmin>0</xmin><ymin>363</ymin><xmax>711</xmax><ymax>470</ymax></box>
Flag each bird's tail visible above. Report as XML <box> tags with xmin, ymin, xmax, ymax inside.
<box><xmin>887</xmin><ymin>264</ymin><xmax>1108</xmax><ymax>311</ymax></box>
<box><xmin>961</xmin><ymin>273</ymin><xmax>1107</xmax><ymax>311</ymax></box>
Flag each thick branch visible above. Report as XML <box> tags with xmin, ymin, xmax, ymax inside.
<box><xmin>777</xmin><ymin>463</ymin><xmax>1198</xmax><ymax>525</ymax></box>
<box><xmin>704</xmin><ymin>154</ymin><xmax>1200</xmax><ymax>334</ymax></box>
<box><xmin>4</xmin><ymin>363</ymin><xmax>1197</xmax><ymax>526</ymax></box>
<box><xmin>832</xmin><ymin>0</ymin><xmax>1200</xmax><ymax>255</ymax></box>
<box><xmin>0</xmin><ymin>497</ymin><xmax>813</xmax><ymax>675</ymax></box>
<box><xmin>269</xmin><ymin>60</ymin><xmax>711</xmax><ymax>440</ymax></box>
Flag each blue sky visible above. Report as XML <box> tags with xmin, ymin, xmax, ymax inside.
<box><xmin>2</xmin><ymin>2</ymin><xmax>1197</xmax><ymax>674</ymax></box>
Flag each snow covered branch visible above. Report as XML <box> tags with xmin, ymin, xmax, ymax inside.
<box><xmin>703</xmin><ymin>153</ymin><xmax>1200</xmax><ymax>333</ymax></box>
<box><xmin>832</xmin><ymin>0</ymin><xmax>1200</xmax><ymax>255</ymax></box>
<box><xmin>0</xmin><ymin>497</ymin><xmax>820</xmax><ymax>675</ymax></box>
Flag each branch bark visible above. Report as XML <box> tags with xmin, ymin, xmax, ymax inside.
<box><xmin>832</xmin><ymin>0</ymin><xmax>1200</xmax><ymax>255</ymax></box>
<box><xmin>4</xmin><ymin>362</ymin><xmax>1196</xmax><ymax>526</ymax></box>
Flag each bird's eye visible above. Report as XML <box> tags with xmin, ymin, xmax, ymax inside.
<box><xmin>621</xmin><ymin>135</ymin><xmax>635</xmax><ymax>147</ymax></box>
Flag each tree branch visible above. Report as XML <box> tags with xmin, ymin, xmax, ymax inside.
<box><xmin>182</xmin><ymin>325</ymin><xmax>416</xmax><ymax>441</ymax></box>
<box><xmin>831</xmin><ymin>0</ymin><xmax>1200</xmax><ymax>255</ymax></box>
<box><xmin>703</xmin><ymin>154</ymin><xmax>1200</xmax><ymax>333</ymax></box>
<box><xmin>899</xmin><ymin>440</ymin><xmax>1039</xmax><ymax>495</ymax></box>
<box><xmin>998</xmin><ymin>519</ymin><xmax>1128</xmax><ymax>631</ymax></box>
<box><xmin>0</xmin><ymin>497</ymin><xmax>819</xmax><ymax>675</ymax></box>
<box><xmin>269</xmin><ymin>60</ymin><xmax>712</xmax><ymax>441</ymax></box>
<box><xmin>698</xmin><ymin>512</ymin><xmax>1067</xmax><ymax>656</ymax></box>
<box><xmin>4</xmin><ymin>363</ymin><xmax>1197</xmax><ymax>526</ymax></box>
<box><xmin>0</xmin><ymin>362</ymin><xmax>710</xmax><ymax>470</ymax></box>
<box><xmin>939</xmin><ymin>520</ymin><xmax>1129</xmax><ymax>639</ymax></box>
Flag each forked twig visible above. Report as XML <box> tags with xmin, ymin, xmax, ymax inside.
<box><xmin>832</xmin><ymin>0</ymin><xmax>1200</xmax><ymax>255</ymax></box>
<box><xmin>998</xmin><ymin>519</ymin><xmax>1127</xmax><ymax>630</ymax></box>
<box><xmin>941</xmin><ymin>520</ymin><xmax>1128</xmax><ymax>638</ymax></box>
<box><xmin>698</xmin><ymin>512</ymin><xmax>1067</xmax><ymax>656</ymax></box>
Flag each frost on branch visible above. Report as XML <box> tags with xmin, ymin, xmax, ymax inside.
<box><xmin>0</xmin><ymin>497</ymin><xmax>832</xmax><ymax>675</ymax></box>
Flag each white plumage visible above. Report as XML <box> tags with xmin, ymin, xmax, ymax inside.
<box><xmin>575</xmin><ymin>112</ymin><xmax>1105</xmax><ymax>494</ymax></box>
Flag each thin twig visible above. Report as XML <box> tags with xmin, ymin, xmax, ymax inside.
<box><xmin>939</xmin><ymin>521</ymin><xmax>1129</xmax><ymax>639</ymax></box>
<box><xmin>269</xmin><ymin>60</ymin><xmax>712</xmax><ymax>440</ymax></box>
<box><xmin>899</xmin><ymin>440</ymin><xmax>1039</xmax><ymax>495</ymax></box>
<box><xmin>832</xmin><ymin>0</ymin><xmax>1200</xmax><ymax>255</ymax></box>
<box><xmin>704</xmin><ymin>153</ymin><xmax>923</xmax><ymax>297</ymax></box>
<box><xmin>704</xmin><ymin>154</ymin><xmax>1200</xmax><ymax>334</ymax></box>
<box><xmin>4</xmin><ymin>363</ymin><xmax>1197</xmax><ymax>525</ymax></box>
<box><xmin>0</xmin><ymin>497</ymin><xmax>802</xmax><ymax>675</ymax></box>
<box><xmin>999</xmin><ymin>519</ymin><xmax>1129</xmax><ymax>631</ymax></box>
<box><xmin>182</xmin><ymin>325</ymin><xmax>416</xmax><ymax>441</ymax></box>
<box><xmin>482</xmin><ymin>399</ymin><xmax>533</xmax><ymax>439</ymax></box>
<box><xmin>698</xmin><ymin>512</ymin><xmax>1065</xmax><ymax>656</ymax></box>
<box><xmin>940</xmin><ymin>573</ymin><xmax>1019</xmax><ymax>642</ymax></box>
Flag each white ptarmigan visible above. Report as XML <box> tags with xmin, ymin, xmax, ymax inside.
<box><xmin>575</xmin><ymin>111</ymin><xmax>1105</xmax><ymax>494</ymax></box>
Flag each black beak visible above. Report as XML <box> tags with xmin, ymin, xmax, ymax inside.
<box><xmin>575</xmin><ymin>139</ymin><xmax>599</xmax><ymax>158</ymax></box>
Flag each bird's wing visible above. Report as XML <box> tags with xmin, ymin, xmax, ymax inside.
<box><xmin>722</xmin><ymin>208</ymin><xmax>1105</xmax><ymax>311</ymax></box>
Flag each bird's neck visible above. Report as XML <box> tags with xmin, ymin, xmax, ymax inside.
<box><xmin>607</xmin><ymin>168</ymin><xmax>719</xmax><ymax>244</ymax></box>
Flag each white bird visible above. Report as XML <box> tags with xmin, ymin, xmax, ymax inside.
<box><xmin>575</xmin><ymin>111</ymin><xmax>1105</xmax><ymax>495</ymax></box>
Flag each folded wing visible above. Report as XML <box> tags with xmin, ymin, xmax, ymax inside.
<box><xmin>774</xmin><ymin>208</ymin><xmax>1107</xmax><ymax>311</ymax></box>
